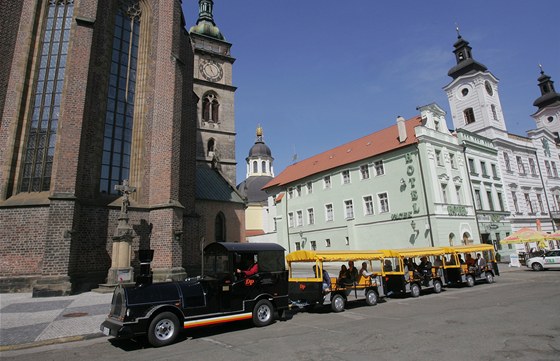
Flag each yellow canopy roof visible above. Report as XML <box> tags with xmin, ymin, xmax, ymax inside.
<box><xmin>285</xmin><ymin>250</ymin><xmax>385</xmax><ymax>263</ymax></box>
<box><xmin>385</xmin><ymin>247</ymin><xmax>446</xmax><ymax>258</ymax></box>
<box><xmin>442</xmin><ymin>244</ymin><xmax>495</xmax><ymax>254</ymax></box>
<box><xmin>545</xmin><ymin>231</ymin><xmax>560</xmax><ymax>240</ymax></box>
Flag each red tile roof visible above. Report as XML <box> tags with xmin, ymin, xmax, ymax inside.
<box><xmin>246</xmin><ymin>229</ymin><xmax>265</xmax><ymax>237</ymax></box>
<box><xmin>263</xmin><ymin>116</ymin><xmax>422</xmax><ymax>189</ymax></box>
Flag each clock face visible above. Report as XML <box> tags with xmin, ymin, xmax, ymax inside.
<box><xmin>200</xmin><ymin>60</ymin><xmax>223</xmax><ymax>82</ymax></box>
<box><xmin>485</xmin><ymin>81</ymin><xmax>493</xmax><ymax>96</ymax></box>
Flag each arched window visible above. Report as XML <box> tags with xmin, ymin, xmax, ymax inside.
<box><xmin>491</xmin><ymin>104</ymin><xmax>498</xmax><ymax>121</ymax></box>
<box><xmin>262</xmin><ymin>161</ymin><xmax>267</xmax><ymax>173</ymax></box>
<box><xmin>202</xmin><ymin>92</ymin><xmax>219</xmax><ymax>122</ymax></box>
<box><xmin>20</xmin><ymin>0</ymin><xmax>75</xmax><ymax>192</ymax></box>
<box><xmin>253</xmin><ymin>161</ymin><xmax>258</xmax><ymax>173</ymax></box>
<box><xmin>215</xmin><ymin>212</ymin><xmax>226</xmax><ymax>242</ymax></box>
<box><xmin>100</xmin><ymin>1</ymin><xmax>142</xmax><ymax>194</ymax></box>
<box><xmin>463</xmin><ymin>108</ymin><xmax>475</xmax><ymax>124</ymax></box>
<box><xmin>462</xmin><ymin>232</ymin><xmax>471</xmax><ymax>245</ymax></box>
<box><xmin>207</xmin><ymin>138</ymin><xmax>215</xmax><ymax>156</ymax></box>
<box><xmin>449</xmin><ymin>233</ymin><xmax>455</xmax><ymax>246</ymax></box>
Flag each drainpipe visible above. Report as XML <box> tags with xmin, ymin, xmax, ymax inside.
<box><xmin>461</xmin><ymin>142</ymin><xmax>483</xmax><ymax>244</ymax></box>
<box><xmin>416</xmin><ymin>145</ymin><xmax>435</xmax><ymax>247</ymax></box>
<box><xmin>534</xmin><ymin>150</ymin><xmax>556</xmax><ymax>231</ymax></box>
<box><xmin>284</xmin><ymin>188</ymin><xmax>291</xmax><ymax>253</ymax></box>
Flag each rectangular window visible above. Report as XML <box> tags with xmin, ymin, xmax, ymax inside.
<box><xmin>456</xmin><ymin>186</ymin><xmax>461</xmax><ymax>203</ymax></box>
<box><xmin>375</xmin><ymin>160</ymin><xmax>385</xmax><ymax>176</ymax></box>
<box><xmin>504</xmin><ymin>152</ymin><xmax>511</xmax><ymax>171</ymax></box>
<box><xmin>307</xmin><ymin>208</ymin><xmax>315</xmax><ymax>225</ymax></box>
<box><xmin>491</xmin><ymin>164</ymin><xmax>498</xmax><ymax>178</ymax></box>
<box><xmin>288</xmin><ymin>212</ymin><xmax>294</xmax><ymax>228</ymax></box>
<box><xmin>363</xmin><ymin>195</ymin><xmax>374</xmax><ymax>215</ymax></box>
<box><xmin>441</xmin><ymin>184</ymin><xmax>448</xmax><ymax>203</ymax></box>
<box><xmin>464</xmin><ymin>108</ymin><xmax>476</xmax><ymax>124</ymax></box>
<box><xmin>325</xmin><ymin>239</ymin><xmax>331</xmax><ymax>248</ymax></box>
<box><xmin>512</xmin><ymin>192</ymin><xmax>519</xmax><ymax>213</ymax></box>
<box><xmin>468</xmin><ymin>158</ymin><xmax>476</xmax><ymax>174</ymax></box>
<box><xmin>545</xmin><ymin>160</ymin><xmax>551</xmax><ymax>176</ymax></box>
<box><xmin>552</xmin><ymin>162</ymin><xmax>558</xmax><ymax>177</ymax></box>
<box><xmin>378</xmin><ymin>192</ymin><xmax>389</xmax><ymax>213</ymax></box>
<box><xmin>295</xmin><ymin>242</ymin><xmax>301</xmax><ymax>251</ymax></box>
<box><xmin>497</xmin><ymin>192</ymin><xmax>504</xmax><ymax>211</ymax></box>
<box><xmin>306</xmin><ymin>182</ymin><xmax>313</xmax><ymax>194</ymax></box>
<box><xmin>556</xmin><ymin>195</ymin><xmax>560</xmax><ymax>211</ymax></box>
<box><xmin>296</xmin><ymin>185</ymin><xmax>302</xmax><ymax>197</ymax></box>
<box><xmin>342</xmin><ymin>170</ymin><xmax>351</xmax><ymax>184</ymax></box>
<box><xmin>450</xmin><ymin>153</ymin><xmax>456</xmax><ymax>169</ymax></box>
<box><xmin>288</xmin><ymin>187</ymin><xmax>294</xmax><ymax>199</ymax></box>
<box><xmin>486</xmin><ymin>191</ymin><xmax>494</xmax><ymax>211</ymax></box>
<box><xmin>496</xmin><ymin>233</ymin><xmax>502</xmax><ymax>251</ymax></box>
<box><xmin>324</xmin><ymin>176</ymin><xmax>331</xmax><ymax>189</ymax></box>
<box><xmin>480</xmin><ymin>161</ymin><xmax>488</xmax><ymax>177</ymax></box>
<box><xmin>537</xmin><ymin>193</ymin><xmax>545</xmax><ymax>213</ymax></box>
<box><xmin>360</xmin><ymin>164</ymin><xmax>370</xmax><ymax>179</ymax></box>
<box><xmin>475</xmin><ymin>189</ymin><xmax>482</xmax><ymax>209</ymax></box>
<box><xmin>344</xmin><ymin>200</ymin><xmax>354</xmax><ymax>219</ymax></box>
<box><xmin>529</xmin><ymin>158</ymin><xmax>536</xmax><ymax>175</ymax></box>
<box><xmin>517</xmin><ymin>156</ymin><xmax>525</xmax><ymax>174</ymax></box>
<box><xmin>296</xmin><ymin>210</ymin><xmax>303</xmax><ymax>227</ymax></box>
<box><xmin>525</xmin><ymin>193</ymin><xmax>534</xmax><ymax>213</ymax></box>
<box><xmin>325</xmin><ymin>204</ymin><xmax>334</xmax><ymax>222</ymax></box>
<box><xmin>310</xmin><ymin>241</ymin><xmax>316</xmax><ymax>251</ymax></box>
<box><xmin>436</xmin><ymin>150</ymin><xmax>442</xmax><ymax>166</ymax></box>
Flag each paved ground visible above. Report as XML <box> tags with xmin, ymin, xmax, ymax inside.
<box><xmin>0</xmin><ymin>264</ymin><xmax>522</xmax><ymax>352</ymax></box>
<box><xmin>0</xmin><ymin>290</ymin><xmax>113</xmax><ymax>351</ymax></box>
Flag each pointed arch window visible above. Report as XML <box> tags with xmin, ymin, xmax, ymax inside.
<box><xmin>202</xmin><ymin>92</ymin><xmax>219</xmax><ymax>122</ymax></box>
<box><xmin>215</xmin><ymin>212</ymin><xmax>226</xmax><ymax>242</ymax></box>
<box><xmin>207</xmin><ymin>138</ymin><xmax>215</xmax><ymax>156</ymax></box>
<box><xmin>20</xmin><ymin>0</ymin><xmax>74</xmax><ymax>192</ymax></box>
<box><xmin>100</xmin><ymin>1</ymin><xmax>142</xmax><ymax>194</ymax></box>
<box><xmin>464</xmin><ymin>108</ymin><xmax>476</xmax><ymax>124</ymax></box>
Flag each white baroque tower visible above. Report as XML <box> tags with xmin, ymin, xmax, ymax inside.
<box><xmin>443</xmin><ymin>31</ymin><xmax>507</xmax><ymax>139</ymax></box>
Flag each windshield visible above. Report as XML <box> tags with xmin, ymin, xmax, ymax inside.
<box><xmin>203</xmin><ymin>253</ymin><xmax>229</xmax><ymax>277</ymax></box>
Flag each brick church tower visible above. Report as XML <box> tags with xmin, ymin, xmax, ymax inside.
<box><xmin>0</xmin><ymin>0</ymin><xmax>198</xmax><ymax>295</ymax></box>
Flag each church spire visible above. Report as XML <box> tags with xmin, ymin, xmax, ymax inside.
<box><xmin>189</xmin><ymin>0</ymin><xmax>225</xmax><ymax>41</ymax></box>
<box><xmin>447</xmin><ymin>30</ymin><xmax>488</xmax><ymax>79</ymax></box>
<box><xmin>533</xmin><ymin>65</ymin><xmax>560</xmax><ymax>110</ymax></box>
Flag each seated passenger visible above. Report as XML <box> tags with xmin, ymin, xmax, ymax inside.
<box><xmin>347</xmin><ymin>260</ymin><xmax>359</xmax><ymax>284</ymax></box>
<box><xmin>434</xmin><ymin>256</ymin><xmax>443</xmax><ymax>267</ymax></box>
<box><xmin>338</xmin><ymin>265</ymin><xmax>351</xmax><ymax>287</ymax></box>
<box><xmin>313</xmin><ymin>265</ymin><xmax>331</xmax><ymax>292</ymax></box>
<box><xmin>418</xmin><ymin>256</ymin><xmax>432</xmax><ymax>285</ymax></box>
<box><xmin>476</xmin><ymin>253</ymin><xmax>487</xmax><ymax>272</ymax></box>
<box><xmin>383</xmin><ymin>260</ymin><xmax>393</xmax><ymax>272</ymax></box>
<box><xmin>465</xmin><ymin>254</ymin><xmax>477</xmax><ymax>273</ymax></box>
<box><xmin>458</xmin><ymin>255</ymin><xmax>465</xmax><ymax>264</ymax></box>
<box><xmin>359</xmin><ymin>262</ymin><xmax>374</xmax><ymax>282</ymax></box>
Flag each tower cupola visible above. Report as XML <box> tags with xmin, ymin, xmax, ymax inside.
<box><xmin>448</xmin><ymin>29</ymin><xmax>488</xmax><ymax>80</ymax></box>
<box><xmin>533</xmin><ymin>65</ymin><xmax>560</xmax><ymax>110</ymax></box>
<box><xmin>189</xmin><ymin>0</ymin><xmax>225</xmax><ymax>41</ymax></box>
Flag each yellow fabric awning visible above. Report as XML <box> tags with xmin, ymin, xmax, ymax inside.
<box><xmin>499</xmin><ymin>227</ymin><xmax>547</xmax><ymax>245</ymax></box>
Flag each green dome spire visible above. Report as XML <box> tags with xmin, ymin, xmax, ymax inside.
<box><xmin>189</xmin><ymin>0</ymin><xmax>225</xmax><ymax>41</ymax></box>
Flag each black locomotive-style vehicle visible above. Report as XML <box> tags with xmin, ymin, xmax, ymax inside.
<box><xmin>100</xmin><ymin>242</ymin><xmax>289</xmax><ymax>347</ymax></box>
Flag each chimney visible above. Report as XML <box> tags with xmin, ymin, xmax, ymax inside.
<box><xmin>397</xmin><ymin>116</ymin><xmax>407</xmax><ymax>143</ymax></box>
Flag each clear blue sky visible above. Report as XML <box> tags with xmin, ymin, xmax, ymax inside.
<box><xmin>182</xmin><ymin>0</ymin><xmax>560</xmax><ymax>185</ymax></box>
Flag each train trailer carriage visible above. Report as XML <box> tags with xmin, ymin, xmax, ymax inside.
<box><xmin>442</xmin><ymin>244</ymin><xmax>500</xmax><ymax>286</ymax></box>
<box><xmin>286</xmin><ymin>250</ymin><xmax>387</xmax><ymax>312</ymax></box>
<box><xmin>100</xmin><ymin>242</ymin><xmax>289</xmax><ymax>347</ymax></box>
<box><xmin>380</xmin><ymin>247</ymin><xmax>447</xmax><ymax>298</ymax></box>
